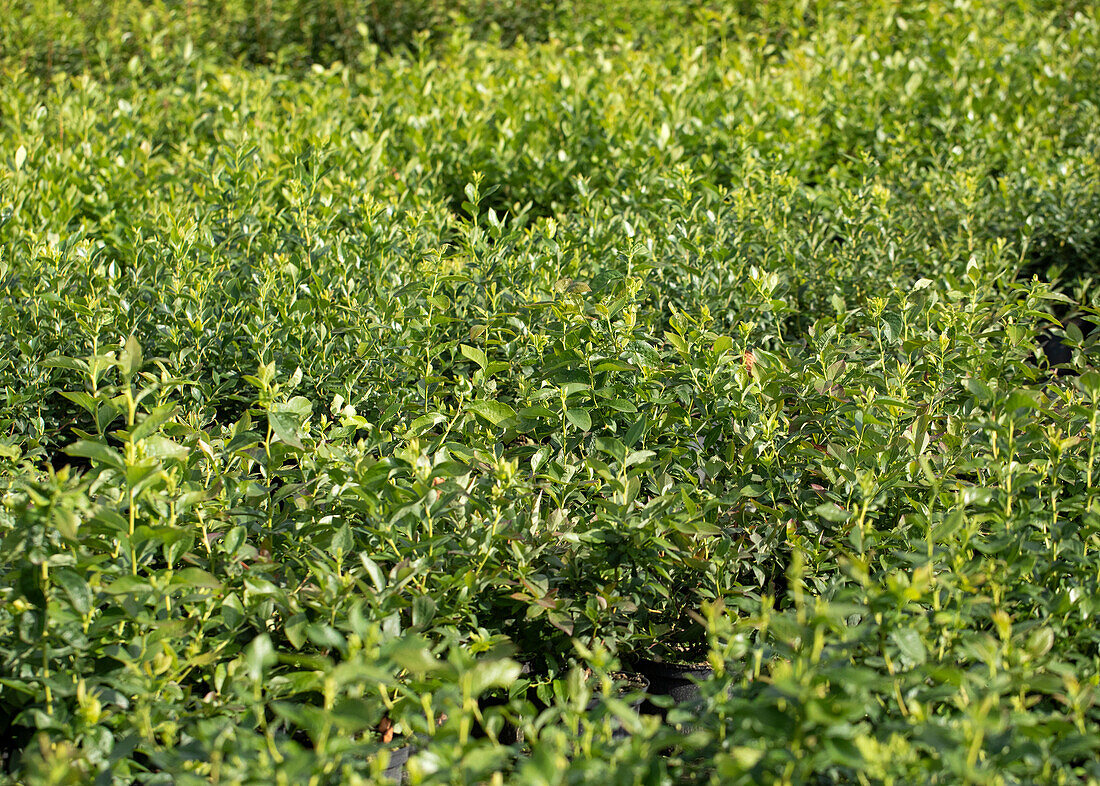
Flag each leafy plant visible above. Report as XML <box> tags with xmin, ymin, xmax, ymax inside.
<box><xmin>2</xmin><ymin>0</ymin><xmax>1099</xmax><ymax>782</ymax></box>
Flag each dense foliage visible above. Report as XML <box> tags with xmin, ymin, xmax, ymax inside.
<box><xmin>2</xmin><ymin>0</ymin><xmax>1099</xmax><ymax>783</ymax></box>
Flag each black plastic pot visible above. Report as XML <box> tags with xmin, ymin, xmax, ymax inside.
<box><xmin>628</xmin><ymin>656</ymin><xmax>713</xmax><ymax>717</ymax></box>
<box><xmin>380</xmin><ymin>743</ymin><xmax>412</xmax><ymax>783</ymax></box>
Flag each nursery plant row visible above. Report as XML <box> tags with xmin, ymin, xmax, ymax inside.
<box><xmin>1</xmin><ymin>0</ymin><xmax>1099</xmax><ymax>783</ymax></box>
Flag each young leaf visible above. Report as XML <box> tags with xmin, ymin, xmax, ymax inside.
<box><xmin>65</xmin><ymin>440</ymin><xmax>125</xmax><ymax>471</ymax></box>
<box><xmin>460</xmin><ymin>343</ymin><xmax>488</xmax><ymax>369</ymax></box>
<box><xmin>467</xmin><ymin>399</ymin><xmax>515</xmax><ymax>426</ymax></box>
<box><xmin>565</xmin><ymin>408</ymin><xmax>592</xmax><ymax>431</ymax></box>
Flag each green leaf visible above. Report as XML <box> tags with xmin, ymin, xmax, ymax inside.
<box><xmin>331</xmin><ymin>524</ymin><xmax>355</xmax><ymax>556</ymax></box>
<box><xmin>390</xmin><ymin>636</ymin><xmax>441</xmax><ymax>674</ymax></box>
<box><xmin>1026</xmin><ymin>627</ymin><xmax>1054</xmax><ymax>658</ymax></box>
<box><xmin>467</xmin><ymin>399</ymin><xmax>515</xmax><ymax>426</ymax></box>
<box><xmin>593</xmin><ymin>436</ymin><xmax>627</xmax><ymax>464</ymax></box>
<box><xmin>268</xmin><ymin>407</ymin><xmax>305</xmax><ymax>449</ymax></box>
<box><xmin>1005</xmin><ymin>389</ymin><xmax>1041</xmax><ymax>414</ymax></box>
<box><xmin>105</xmin><ymin>575</ymin><xmax>152</xmax><ymax>595</ymax></box>
<box><xmin>126</xmin><ymin>460</ymin><xmax>159</xmax><ymax>490</ymax></box>
<box><xmin>245</xmin><ymin>634</ymin><xmax>276</xmax><ymax>681</ymax></box>
<box><xmin>519</xmin><ymin>405</ymin><xmax>556</xmax><ymax>420</ymax></box>
<box><xmin>625</xmin><ymin>416</ymin><xmax>648</xmax><ymax>447</ymax></box>
<box><xmin>65</xmin><ymin>440</ymin><xmax>125</xmax><ymax>470</ymax></box>
<box><xmin>625</xmin><ymin>449</ymin><xmax>655</xmax><ymax>468</ymax></box>
<box><xmin>222</xmin><ymin>593</ymin><xmax>245</xmax><ymax>628</ymax></box>
<box><xmin>880</xmin><ymin>312</ymin><xmax>903</xmax><ymax>343</ymax></box>
<box><xmin>170</xmin><ymin>568</ymin><xmax>222</xmax><ymax>590</ymax></box>
<box><xmin>359</xmin><ymin>555</ymin><xmax>386</xmax><ymax>592</ymax></box>
<box><xmin>409</xmin><ymin>412</ymin><xmax>447</xmax><ymax>435</ymax></box>
<box><xmin>565</xmin><ymin>408</ymin><xmax>592</xmax><ymax>431</ymax></box>
<box><xmin>131</xmin><ymin>403</ymin><xmax>177</xmax><ymax>443</ymax></box>
<box><xmin>143</xmin><ymin>435</ymin><xmax>189</xmax><ymax>460</ymax></box>
<box><xmin>412</xmin><ymin>595</ymin><xmax>436</xmax><ymax>628</ymax></box>
<box><xmin>932</xmin><ymin>510</ymin><xmax>964</xmax><ymax>542</ymax></box>
<box><xmin>469</xmin><ymin>659</ymin><xmax>522</xmax><ymax>695</ymax></box>
<box><xmin>814</xmin><ymin>502</ymin><xmax>852</xmax><ymax>523</ymax></box>
<box><xmin>285</xmin><ymin>613</ymin><xmax>308</xmax><ymax>649</ymax></box>
<box><xmin>460</xmin><ymin>343</ymin><xmax>488</xmax><ymax>369</ymax></box>
<box><xmin>41</xmin><ymin>355</ymin><xmax>86</xmax><ymax>372</ymax></box>
<box><xmin>890</xmin><ymin>628</ymin><xmax>927</xmax><ymax>666</ymax></box>
<box><xmin>52</xmin><ymin>569</ymin><xmax>92</xmax><ymax>614</ymax></box>
<box><xmin>1079</xmin><ymin>371</ymin><xmax>1100</xmax><ymax>398</ymax></box>
<box><xmin>965</xmin><ymin>378</ymin><xmax>994</xmax><ymax>401</ymax></box>
<box><xmin>331</xmin><ymin>697</ymin><xmax>382</xmax><ymax>731</ymax></box>
<box><xmin>60</xmin><ymin>391</ymin><xmax>97</xmax><ymax>415</ymax></box>
<box><xmin>119</xmin><ymin>335</ymin><xmax>143</xmax><ymax>377</ymax></box>
<box><xmin>604</xmin><ymin>398</ymin><xmax>638</xmax><ymax>413</ymax></box>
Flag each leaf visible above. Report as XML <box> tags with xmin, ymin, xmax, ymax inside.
<box><xmin>359</xmin><ymin>555</ymin><xmax>386</xmax><ymax>592</ymax></box>
<box><xmin>890</xmin><ymin>628</ymin><xmax>927</xmax><ymax>666</ymax></box>
<box><xmin>331</xmin><ymin>697</ymin><xmax>382</xmax><ymax>731</ymax></box>
<box><xmin>285</xmin><ymin>613</ymin><xmax>308</xmax><ymax>649</ymax></box>
<box><xmin>409</xmin><ymin>412</ymin><xmax>446</xmax><ymax>435</ymax></box>
<box><xmin>170</xmin><ymin>568</ymin><xmax>222</xmax><ymax>590</ymax></box>
<box><xmin>880</xmin><ymin>312</ymin><xmax>903</xmax><ymax>343</ymax></box>
<box><xmin>1005</xmin><ymin>389</ymin><xmax>1041</xmax><ymax>415</ymax></box>
<box><xmin>60</xmin><ymin>391</ymin><xmax>98</xmax><ymax>415</ymax></box>
<box><xmin>131</xmin><ymin>403</ymin><xmax>177</xmax><ymax>443</ymax></box>
<box><xmin>14</xmin><ymin>145</ymin><xmax>26</xmax><ymax>171</ymax></box>
<box><xmin>565</xmin><ymin>408</ymin><xmax>592</xmax><ymax>431</ymax></box>
<box><xmin>932</xmin><ymin>510</ymin><xmax>964</xmax><ymax>542</ymax></box>
<box><xmin>554</xmin><ymin>278</ymin><xmax>590</xmax><ymax>294</ymax></box>
<box><xmin>92</xmin><ymin>508</ymin><xmax>128</xmax><ymax>533</ymax></box>
<box><xmin>268</xmin><ymin>410</ymin><xmax>304</xmax><ymax>449</ymax></box>
<box><xmin>143</xmin><ymin>435</ymin><xmax>189</xmax><ymax>460</ymax></box>
<box><xmin>467</xmin><ymin>399</ymin><xmax>515</xmax><ymax>426</ymax></box>
<box><xmin>119</xmin><ymin>335</ymin><xmax>143</xmax><ymax>377</ymax></box>
<box><xmin>519</xmin><ymin>405</ymin><xmax>556</xmax><ymax>420</ymax></box>
<box><xmin>105</xmin><ymin>575</ymin><xmax>152</xmax><ymax>595</ymax></box>
<box><xmin>814</xmin><ymin>502</ymin><xmax>852</xmax><ymax>523</ymax></box>
<box><xmin>52</xmin><ymin>569</ymin><xmax>92</xmax><ymax>614</ymax></box>
<box><xmin>65</xmin><ymin>440</ymin><xmax>125</xmax><ymax>470</ymax></box>
<box><xmin>390</xmin><ymin>636</ymin><xmax>442</xmax><ymax>674</ymax></box>
<box><xmin>1079</xmin><ymin>370</ymin><xmax>1100</xmax><ymax>398</ymax></box>
<box><xmin>624</xmin><ymin>449</ymin><xmax>655</xmax><ymax>468</ymax></box>
<box><xmin>245</xmin><ymin>634</ymin><xmax>276</xmax><ymax>681</ymax></box>
<box><xmin>412</xmin><ymin>595</ymin><xmax>436</xmax><ymax>628</ymax></box>
<box><xmin>1026</xmin><ymin>627</ymin><xmax>1054</xmax><ymax>659</ymax></box>
<box><xmin>222</xmin><ymin>593</ymin><xmax>245</xmax><ymax>627</ymax></box>
<box><xmin>625</xmin><ymin>415</ymin><xmax>647</xmax><ymax>447</ymax></box>
<box><xmin>41</xmin><ymin>355</ymin><xmax>87</xmax><ymax>372</ymax></box>
<box><xmin>604</xmin><ymin>398</ymin><xmax>638</xmax><ymax>412</ymax></box>
<box><xmin>469</xmin><ymin>659</ymin><xmax>522</xmax><ymax>695</ymax></box>
<box><xmin>672</xmin><ymin>518</ymin><xmax>722</xmax><ymax>536</ymax></box>
<box><xmin>965</xmin><ymin>378</ymin><xmax>994</xmax><ymax>401</ymax></box>
<box><xmin>331</xmin><ymin>524</ymin><xmax>355</xmax><ymax>556</ymax></box>
<box><xmin>593</xmin><ymin>436</ymin><xmax>627</xmax><ymax>464</ymax></box>
<box><xmin>460</xmin><ymin>343</ymin><xmax>488</xmax><ymax>369</ymax></box>
<box><xmin>223</xmin><ymin>526</ymin><xmax>246</xmax><ymax>556</ymax></box>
